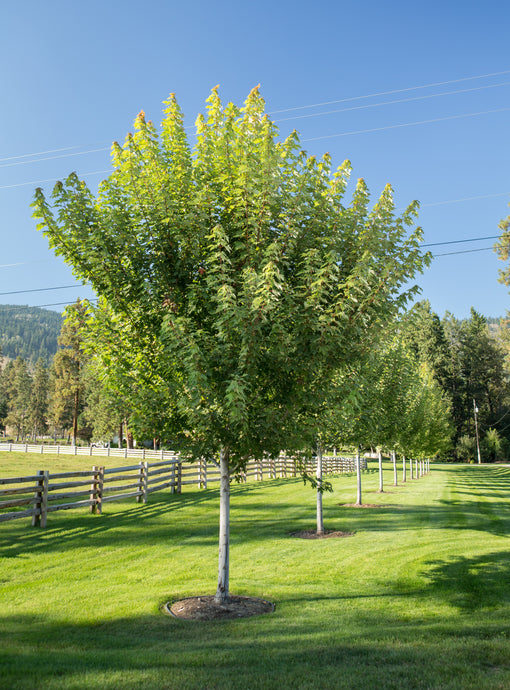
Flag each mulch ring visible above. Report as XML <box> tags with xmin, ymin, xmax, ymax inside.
<box><xmin>290</xmin><ymin>529</ymin><xmax>355</xmax><ymax>539</ymax></box>
<box><xmin>164</xmin><ymin>595</ymin><xmax>274</xmax><ymax>621</ymax></box>
<box><xmin>340</xmin><ymin>503</ymin><xmax>394</xmax><ymax>508</ymax></box>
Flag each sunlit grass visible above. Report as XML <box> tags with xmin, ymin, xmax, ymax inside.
<box><xmin>1</xmin><ymin>456</ymin><xmax>509</xmax><ymax>688</ymax></box>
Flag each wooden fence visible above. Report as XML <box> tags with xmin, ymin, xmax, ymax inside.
<box><xmin>0</xmin><ymin>448</ymin><xmax>366</xmax><ymax>528</ymax></box>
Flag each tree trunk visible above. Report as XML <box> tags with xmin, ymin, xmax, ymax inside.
<box><xmin>402</xmin><ymin>454</ymin><xmax>407</xmax><ymax>483</ymax></box>
<box><xmin>118</xmin><ymin>423</ymin><xmax>123</xmax><ymax>449</ymax></box>
<box><xmin>392</xmin><ymin>450</ymin><xmax>398</xmax><ymax>486</ymax></box>
<box><xmin>72</xmin><ymin>388</ymin><xmax>79</xmax><ymax>447</ymax></box>
<box><xmin>316</xmin><ymin>445</ymin><xmax>324</xmax><ymax>536</ymax></box>
<box><xmin>356</xmin><ymin>448</ymin><xmax>362</xmax><ymax>506</ymax></box>
<box><xmin>377</xmin><ymin>449</ymin><xmax>384</xmax><ymax>492</ymax></box>
<box><xmin>215</xmin><ymin>447</ymin><xmax>231</xmax><ymax>605</ymax></box>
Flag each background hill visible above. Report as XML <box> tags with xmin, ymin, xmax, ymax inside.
<box><xmin>0</xmin><ymin>305</ymin><xmax>62</xmax><ymax>366</ymax></box>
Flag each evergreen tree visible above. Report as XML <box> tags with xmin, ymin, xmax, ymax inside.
<box><xmin>50</xmin><ymin>301</ymin><xmax>89</xmax><ymax>445</ymax></box>
<box><xmin>30</xmin><ymin>358</ymin><xmax>49</xmax><ymax>440</ymax></box>
<box><xmin>5</xmin><ymin>357</ymin><xmax>32</xmax><ymax>441</ymax></box>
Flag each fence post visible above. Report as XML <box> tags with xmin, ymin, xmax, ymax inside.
<box><xmin>90</xmin><ymin>466</ymin><xmax>104</xmax><ymax>514</ymax></box>
<box><xmin>202</xmin><ymin>459</ymin><xmax>208</xmax><ymax>490</ymax></box>
<box><xmin>142</xmin><ymin>461</ymin><xmax>149</xmax><ymax>504</ymax></box>
<box><xmin>32</xmin><ymin>470</ymin><xmax>49</xmax><ymax>527</ymax></box>
<box><xmin>137</xmin><ymin>462</ymin><xmax>144</xmax><ymax>504</ymax></box>
<box><xmin>176</xmin><ymin>462</ymin><xmax>182</xmax><ymax>494</ymax></box>
<box><xmin>170</xmin><ymin>460</ymin><xmax>175</xmax><ymax>494</ymax></box>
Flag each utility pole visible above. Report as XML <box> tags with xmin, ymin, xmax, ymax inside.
<box><xmin>473</xmin><ymin>399</ymin><xmax>481</xmax><ymax>465</ymax></box>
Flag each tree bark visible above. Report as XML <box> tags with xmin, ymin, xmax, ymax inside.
<box><xmin>402</xmin><ymin>454</ymin><xmax>407</xmax><ymax>483</ymax></box>
<box><xmin>378</xmin><ymin>449</ymin><xmax>384</xmax><ymax>492</ymax></box>
<box><xmin>316</xmin><ymin>445</ymin><xmax>324</xmax><ymax>536</ymax></box>
<box><xmin>215</xmin><ymin>447</ymin><xmax>231</xmax><ymax>605</ymax></box>
<box><xmin>72</xmin><ymin>388</ymin><xmax>79</xmax><ymax>446</ymax></box>
<box><xmin>356</xmin><ymin>448</ymin><xmax>362</xmax><ymax>506</ymax></box>
<box><xmin>392</xmin><ymin>450</ymin><xmax>398</xmax><ymax>486</ymax></box>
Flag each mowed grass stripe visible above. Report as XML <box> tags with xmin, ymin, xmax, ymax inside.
<box><xmin>0</xmin><ymin>456</ymin><xmax>509</xmax><ymax>688</ymax></box>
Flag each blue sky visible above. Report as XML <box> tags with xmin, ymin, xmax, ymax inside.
<box><xmin>1</xmin><ymin>0</ymin><xmax>509</xmax><ymax>319</ymax></box>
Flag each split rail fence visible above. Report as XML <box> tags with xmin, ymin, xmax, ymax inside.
<box><xmin>0</xmin><ymin>444</ymin><xmax>366</xmax><ymax>528</ymax></box>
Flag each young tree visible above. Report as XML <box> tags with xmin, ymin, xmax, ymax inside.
<box><xmin>33</xmin><ymin>87</ymin><xmax>429</xmax><ymax>604</ymax></box>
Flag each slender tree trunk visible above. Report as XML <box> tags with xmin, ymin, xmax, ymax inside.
<box><xmin>72</xmin><ymin>388</ymin><xmax>79</xmax><ymax>446</ymax></box>
<box><xmin>392</xmin><ymin>450</ymin><xmax>398</xmax><ymax>486</ymax></box>
<box><xmin>356</xmin><ymin>448</ymin><xmax>362</xmax><ymax>506</ymax></box>
<box><xmin>378</xmin><ymin>449</ymin><xmax>384</xmax><ymax>493</ymax></box>
<box><xmin>118</xmin><ymin>423</ymin><xmax>123</xmax><ymax>449</ymax></box>
<box><xmin>316</xmin><ymin>445</ymin><xmax>324</xmax><ymax>536</ymax></box>
<box><xmin>215</xmin><ymin>447</ymin><xmax>231</xmax><ymax>605</ymax></box>
<box><xmin>402</xmin><ymin>454</ymin><xmax>407</xmax><ymax>483</ymax></box>
<box><xmin>410</xmin><ymin>456</ymin><xmax>414</xmax><ymax>480</ymax></box>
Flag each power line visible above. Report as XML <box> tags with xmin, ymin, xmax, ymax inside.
<box><xmin>269</xmin><ymin>69</ymin><xmax>510</xmax><ymax>114</ymax></box>
<box><xmin>1</xmin><ymin>68</ymin><xmax>508</xmax><ymax>169</ymax></box>
<box><xmin>0</xmin><ymin>170</ymin><xmax>111</xmax><ymax>190</ymax></box>
<box><xmin>0</xmin><ymin>285</ymin><xmax>83</xmax><ymax>296</ymax></box>
<box><xmin>0</xmin><ymin>147</ymin><xmax>109</xmax><ymax>170</ymax></box>
<box><xmin>301</xmin><ymin>107</ymin><xmax>510</xmax><ymax>142</ymax></box>
<box><xmin>274</xmin><ymin>81</ymin><xmax>510</xmax><ymax>123</ymax></box>
<box><xmin>421</xmin><ymin>192</ymin><xmax>510</xmax><ymax>208</ymax></box>
<box><xmin>423</xmin><ymin>235</ymin><xmax>500</xmax><ymax>248</ymax></box>
<box><xmin>434</xmin><ymin>246</ymin><xmax>494</xmax><ymax>257</ymax></box>
<box><xmin>0</xmin><ymin>142</ymin><xmax>112</xmax><ymax>165</ymax></box>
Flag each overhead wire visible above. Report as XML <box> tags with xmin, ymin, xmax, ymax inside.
<box><xmin>0</xmin><ymin>67</ymin><xmax>508</xmax><ymax>307</ymax></box>
<box><xmin>1</xmin><ymin>68</ymin><xmax>509</xmax><ymax>170</ymax></box>
<box><xmin>274</xmin><ymin>81</ymin><xmax>510</xmax><ymax>123</ymax></box>
<box><xmin>268</xmin><ymin>69</ymin><xmax>510</xmax><ymax>114</ymax></box>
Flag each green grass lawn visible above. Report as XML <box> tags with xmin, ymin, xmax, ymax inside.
<box><xmin>1</xmin><ymin>454</ymin><xmax>509</xmax><ymax>689</ymax></box>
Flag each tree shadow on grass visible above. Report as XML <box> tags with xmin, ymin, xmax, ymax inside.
<box><xmin>1</xmin><ymin>605</ymin><xmax>509</xmax><ymax>690</ymax></box>
<box><xmin>423</xmin><ymin>550</ymin><xmax>510</xmax><ymax>613</ymax></box>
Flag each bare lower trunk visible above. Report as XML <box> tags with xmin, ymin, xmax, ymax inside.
<box><xmin>316</xmin><ymin>445</ymin><xmax>324</xmax><ymax>536</ymax></box>
<box><xmin>410</xmin><ymin>456</ymin><xmax>414</xmax><ymax>480</ymax></box>
<box><xmin>402</xmin><ymin>454</ymin><xmax>407</xmax><ymax>483</ymax></box>
<box><xmin>378</xmin><ymin>449</ymin><xmax>383</xmax><ymax>492</ymax></box>
<box><xmin>215</xmin><ymin>447</ymin><xmax>230</xmax><ymax>605</ymax></box>
<box><xmin>392</xmin><ymin>450</ymin><xmax>398</xmax><ymax>486</ymax></box>
<box><xmin>356</xmin><ymin>448</ymin><xmax>362</xmax><ymax>506</ymax></box>
<box><xmin>72</xmin><ymin>388</ymin><xmax>79</xmax><ymax>446</ymax></box>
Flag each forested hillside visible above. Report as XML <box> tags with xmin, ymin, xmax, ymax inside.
<box><xmin>0</xmin><ymin>305</ymin><xmax>62</xmax><ymax>365</ymax></box>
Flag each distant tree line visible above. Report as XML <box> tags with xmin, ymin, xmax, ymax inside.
<box><xmin>0</xmin><ymin>305</ymin><xmax>62</xmax><ymax>365</ymax></box>
<box><xmin>0</xmin><ymin>297</ymin><xmax>509</xmax><ymax>462</ymax></box>
<box><xmin>404</xmin><ymin>300</ymin><xmax>510</xmax><ymax>461</ymax></box>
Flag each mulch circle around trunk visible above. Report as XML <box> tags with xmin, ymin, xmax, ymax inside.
<box><xmin>340</xmin><ymin>503</ymin><xmax>390</xmax><ymax>508</ymax></box>
<box><xmin>290</xmin><ymin>529</ymin><xmax>355</xmax><ymax>539</ymax></box>
<box><xmin>164</xmin><ymin>595</ymin><xmax>275</xmax><ymax>621</ymax></box>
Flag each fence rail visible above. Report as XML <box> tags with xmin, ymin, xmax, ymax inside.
<box><xmin>0</xmin><ymin>446</ymin><xmax>366</xmax><ymax>528</ymax></box>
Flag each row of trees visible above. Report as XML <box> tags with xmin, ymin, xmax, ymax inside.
<box><xmin>403</xmin><ymin>301</ymin><xmax>510</xmax><ymax>461</ymax></box>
